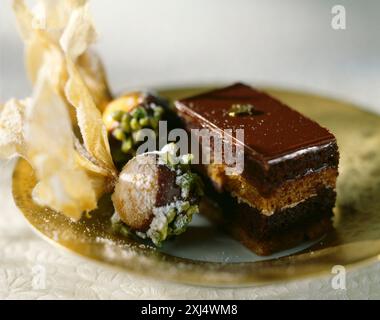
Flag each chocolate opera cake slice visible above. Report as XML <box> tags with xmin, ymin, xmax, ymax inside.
<box><xmin>174</xmin><ymin>83</ymin><xmax>339</xmax><ymax>255</ymax></box>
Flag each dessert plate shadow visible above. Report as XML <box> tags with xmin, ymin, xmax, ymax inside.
<box><xmin>12</xmin><ymin>86</ymin><xmax>380</xmax><ymax>287</ymax></box>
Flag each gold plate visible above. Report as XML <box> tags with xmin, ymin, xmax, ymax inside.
<box><xmin>12</xmin><ymin>87</ymin><xmax>380</xmax><ymax>286</ymax></box>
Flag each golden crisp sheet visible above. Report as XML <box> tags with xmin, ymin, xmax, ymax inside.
<box><xmin>25</xmin><ymin>66</ymin><xmax>98</xmax><ymax>220</ymax></box>
<box><xmin>0</xmin><ymin>0</ymin><xmax>117</xmax><ymax>220</ymax></box>
<box><xmin>0</xmin><ymin>98</ymin><xmax>29</xmax><ymax>158</ymax></box>
<box><xmin>13</xmin><ymin>0</ymin><xmax>111</xmax><ymax>113</ymax></box>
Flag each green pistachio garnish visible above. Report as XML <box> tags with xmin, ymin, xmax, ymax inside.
<box><xmin>176</xmin><ymin>172</ymin><xmax>204</xmax><ymax>199</ymax></box>
<box><xmin>112</xmin><ymin>128</ymin><xmax>125</xmax><ymax>141</ymax></box>
<box><xmin>121</xmin><ymin>138</ymin><xmax>133</xmax><ymax>153</ymax></box>
<box><xmin>146</xmin><ymin>201</ymin><xmax>200</xmax><ymax>246</ymax></box>
<box><xmin>111</xmin><ymin>218</ymin><xmax>131</xmax><ymax>238</ymax></box>
<box><xmin>120</xmin><ymin>120</ymin><xmax>130</xmax><ymax>133</ymax></box>
<box><xmin>109</xmin><ymin>101</ymin><xmax>167</xmax><ymax>166</ymax></box>
<box><xmin>170</xmin><ymin>205</ymin><xmax>199</xmax><ymax>235</ymax></box>
<box><xmin>130</xmin><ymin>118</ymin><xmax>140</xmax><ymax>131</ymax></box>
<box><xmin>139</xmin><ymin>117</ymin><xmax>150</xmax><ymax>127</ymax></box>
<box><xmin>149</xmin><ymin>118</ymin><xmax>158</xmax><ymax>129</ymax></box>
<box><xmin>228</xmin><ymin>103</ymin><xmax>255</xmax><ymax>117</ymax></box>
<box><xmin>111</xmin><ymin>141</ymin><xmax>204</xmax><ymax>247</ymax></box>
<box><xmin>131</xmin><ymin>106</ymin><xmax>147</xmax><ymax>119</ymax></box>
<box><xmin>121</xmin><ymin>112</ymin><xmax>131</xmax><ymax>123</ymax></box>
<box><xmin>111</xmin><ymin>110</ymin><xmax>124</xmax><ymax>122</ymax></box>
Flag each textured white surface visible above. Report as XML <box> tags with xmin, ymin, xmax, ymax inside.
<box><xmin>1</xmin><ymin>0</ymin><xmax>380</xmax><ymax>299</ymax></box>
<box><xmin>1</xmin><ymin>160</ymin><xmax>380</xmax><ymax>299</ymax></box>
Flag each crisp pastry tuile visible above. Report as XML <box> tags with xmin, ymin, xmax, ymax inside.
<box><xmin>0</xmin><ymin>61</ymin><xmax>99</xmax><ymax>220</ymax></box>
<box><xmin>1</xmin><ymin>0</ymin><xmax>117</xmax><ymax>220</ymax></box>
<box><xmin>12</xmin><ymin>0</ymin><xmax>112</xmax><ymax>115</ymax></box>
<box><xmin>60</xmin><ymin>4</ymin><xmax>116</xmax><ymax>178</ymax></box>
<box><xmin>0</xmin><ymin>98</ymin><xmax>29</xmax><ymax>158</ymax></box>
<box><xmin>0</xmin><ymin>1</ymin><xmax>203</xmax><ymax>245</ymax></box>
<box><xmin>26</xmin><ymin>69</ymin><xmax>98</xmax><ymax>220</ymax></box>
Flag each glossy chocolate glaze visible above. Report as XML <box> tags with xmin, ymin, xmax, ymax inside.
<box><xmin>175</xmin><ymin>83</ymin><xmax>339</xmax><ymax>194</ymax></box>
<box><xmin>176</xmin><ymin>83</ymin><xmax>336</xmax><ymax>162</ymax></box>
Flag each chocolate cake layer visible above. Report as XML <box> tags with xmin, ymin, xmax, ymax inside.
<box><xmin>203</xmin><ymin>188</ymin><xmax>335</xmax><ymax>255</ymax></box>
<box><xmin>228</xmin><ymin>188</ymin><xmax>335</xmax><ymax>239</ymax></box>
<box><xmin>232</xmin><ymin>216</ymin><xmax>332</xmax><ymax>256</ymax></box>
<box><xmin>175</xmin><ymin>83</ymin><xmax>339</xmax><ymax>195</ymax></box>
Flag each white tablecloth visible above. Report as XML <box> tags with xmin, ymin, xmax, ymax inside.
<box><xmin>1</xmin><ymin>0</ymin><xmax>380</xmax><ymax>299</ymax></box>
<box><xmin>1</xmin><ymin>160</ymin><xmax>380</xmax><ymax>299</ymax></box>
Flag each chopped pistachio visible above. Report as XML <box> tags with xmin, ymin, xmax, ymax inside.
<box><xmin>228</xmin><ymin>103</ymin><xmax>255</xmax><ymax>117</ymax></box>
<box><xmin>121</xmin><ymin>112</ymin><xmax>131</xmax><ymax>123</ymax></box>
<box><xmin>151</xmin><ymin>223</ymin><xmax>168</xmax><ymax>246</ymax></box>
<box><xmin>131</xmin><ymin>106</ymin><xmax>147</xmax><ymax>119</ymax></box>
<box><xmin>130</xmin><ymin>118</ymin><xmax>140</xmax><ymax>131</ymax></box>
<box><xmin>112</xmin><ymin>220</ymin><xmax>131</xmax><ymax>238</ymax></box>
<box><xmin>176</xmin><ymin>172</ymin><xmax>204</xmax><ymax>199</ymax></box>
<box><xmin>178</xmin><ymin>201</ymin><xmax>190</xmax><ymax>212</ymax></box>
<box><xmin>170</xmin><ymin>207</ymin><xmax>198</xmax><ymax>235</ymax></box>
<box><xmin>121</xmin><ymin>138</ymin><xmax>133</xmax><ymax>153</ymax></box>
<box><xmin>107</xmin><ymin>98</ymin><xmax>171</xmax><ymax>172</ymax></box>
<box><xmin>149</xmin><ymin>118</ymin><xmax>158</xmax><ymax>129</ymax></box>
<box><xmin>186</xmin><ymin>204</ymin><xmax>199</xmax><ymax>216</ymax></box>
<box><xmin>112</xmin><ymin>128</ymin><xmax>125</xmax><ymax>141</ymax></box>
<box><xmin>139</xmin><ymin>117</ymin><xmax>150</xmax><ymax>127</ymax></box>
<box><xmin>166</xmin><ymin>208</ymin><xmax>177</xmax><ymax>224</ymax></box>
<box><xmin>111</xmin><ymin>110</ymin><xmax>124</xmax><ymax>121</ymax></box>
<box><xmin>121</xmin><ymin>119</ymin><xmax>130</xmax><ymax>132</ymax></box>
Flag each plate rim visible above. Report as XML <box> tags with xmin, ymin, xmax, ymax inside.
<box><xmin>11</xmin><ymin>86</ymin><xmax>380</xmax><ymax>287</ymax></box>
